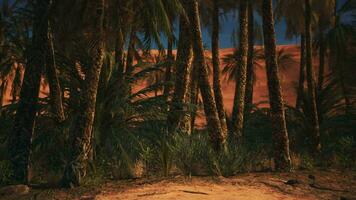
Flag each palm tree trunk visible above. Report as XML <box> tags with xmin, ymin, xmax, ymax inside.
<box><xmin>115</xmin><ymin>28</ymin><xmax>125</xmax><ymax>84</ymax></box>
<box><xmin>62</xmin><ymin>0</ymin><xmax>105</xmax><ymax>187</ymax></box>
<box><xmin>167</xmin><ymin>13</ymin><xmax>193</xmax><ymax>134</ymax></box>
<box><xmin>11</xmin><ymin>67</ymin><xmax>21</xmax><ymax>104</ymax></box>
<box><xmin>262</xmin><ymin>0</ymin><xmax>292</xmax><ymax>171</ymax></box>
<box><xmin>245</xmin><ymin>2</ymin><xmax>255</xmax><ymax>117</ymax></box>
<box><xmin>125</xmin><ymin>27</ymin><xmax>136</xmax><ymax>78</ymax></box>
<box><xmin>115</xmin><ymin>0</ymin><xmax>125</xmax><ymax>85</ymax></box>
<box><xmin>189</xmin><ymin>61</ymin><xmax>200</xmax><ymax>134</ymax></box>
<box><xmin>231</xmin><ymin>0</ymin><xmax>248</xmax><ymax>139</ymax></box>
<box><xmin>317</xmin><ymin>31</ymin><xmax>325</xmax><ymax>92</ymax></box>
<box><xmin>163</xmin><ymin>29</ymin><xmax>174</xmax><ymax>101</ymax></box>
<box><xmin>8</xmin><ymin>0</ymin><xmax>50</xmax><ymax>183</ymax></box>
<box><xmin>305</xmin><ymin>0</ymin><xmax>321</xmax><ymax>154</ymax></box>
<box><xmin>212</xmin><ymin>0</ymin><xmax>228</xmax><ymax>137</ymax></box>
<box><xmin>296</xmin><ymin>34</ymin><xmax>306</xmax><ymax>110</ymax></box>
<box><xmin>0</xmin><ymin>81</ymin><xmax>5</xmax><ymax>109</ymax></box>
<box><xmin>187</xmin><ymin>0</ymin><xmax>226</xmax><ymax>151</ymax></box>
<box><xmin>46</xmin><ymin>23</ymin><xmax>65</xmax><ymax>123</ymax></box>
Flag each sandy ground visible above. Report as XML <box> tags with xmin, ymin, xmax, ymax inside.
<box><xmin>3</xmin><ymin>169</ymin><xmax>356</xmax><ymax>200</ymax></box>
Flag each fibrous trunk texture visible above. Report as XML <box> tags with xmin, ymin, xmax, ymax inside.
<box><xmin>262</xmin><ymin>0</ymin><xmax>292</xmax><ymax>171</ymax></box>
<box><xmin>317</xmin><ymin>31</ymin><xmax>325</xmax><ymax>93</ymax></box>
<box><xmin>163</xmin><ymin>30</ymin><xmax>174</xmax><ymax>101</ymax></box>
<box><xmin>167</xmin><ymin>12</ymin><xmax>193</xmax><ymax>135</ymax></box>
<box><xmin>212</xmin><ymin>0</ymin><xmax>228</xmax><ymax>138</ymax></box>
<box><xmin>296</xmin><ymin>34</ymin><xmax>306</xmax><ymax>110</ymax></box>
<box><xmin>8</xmin><ymin>0</ymin><xmax>50</xmax><ymax>184</ymax></box>
<box><xmin>305</xmin><ymin>0</ymin><xmax>321</xmax><ymax>154</ymax></box>
<box><xmin>61</xmin><ymin>0</ymin><xmax>105</xmax><ymax>187</ymax></box>
<box><xmin>231</xmin><ymin>0</ymin><xmax>249</xmax><ymax>139</ymax></box>
<box><xmin>187</xmin><ymin>0</ymin><xmax>226</xmax><ymax>151</ymax></box>
<box><xmin>46</xmin><ymin>23</ymin><xmax>65</xmax><ymax>123</ymax></box>
<box><xmin>245</xmin><ymin>2</ymin><xmax>255</xmax><ymax>118</ymax></box>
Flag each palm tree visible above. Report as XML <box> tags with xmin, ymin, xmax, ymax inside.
<box><xmin>275</xmin><ymin>0</ymin><xmax>305</xmax><ymax>110</ymax></box>
<box><xmin>163</xmin><ymin>17</ymin><xmax>175</xmax><ymax>101</ymax></box>
<box><xmin>314</xmin><ymin>0</ymin><xmax>335</xmax><ymax>92</ymax></box>
<box><xmin>245</xmin><ymin>2</ymin><xmax>255</xmax><ymax>116</ymax></box>
<box><xmin>296</xmin><ymin>34</ymin><xmax>306</xmax><ymax>110</ymax></box>
<box><xmin>261</xmin><ymin>0</ymin><xmax>291</xmax><ymax>171</ymax></box>
<box><xmin>8</xmin><ymin>0</ymin><xmax>50</xmax><ymax>183</ymax></box>
<box><xmin>114</xmin><ymin>0</ymin><xmax>126</xmax><ymax>85</ymax></box>
<box><xmin>325</xmin><ymin>0</ymin><xmax>355</xmax><ymax>114</ymax></box>
<box><xmin>61</xmin><ymin>0</ymin><xmax>105</xmax><ymax>187</ymax></box>
<box><xmin>305</xmin><ymin>0</ymin><xmax>321</xmax><ymax>154</ymax></box>
<box><xmin>211</xmin><ymin>0</ymin><xmax>228</xmax><ymax>138</ymax></box>
<box><xmin>46</xmin><ymin>21</ymin><xmax>65</xmax><ymax>123</ymax></box>
<box><xmin>167</xmin><ymin>9</ymin><xmax>193</xmax><ymax>135</ymax></box>
<box><xmin>186</xmin><ymin>0</ymin><xmax>226</xmax><ymax>151</ymax></box>
<box><xmin>231</xmin><ymin>0</ymin><xmax>249</xmax><ymax>139</ymax></box>
<box><xmin>223</xmin><ymin>47</ymin><xmax>294</xmax><ymax>106</ymax></box>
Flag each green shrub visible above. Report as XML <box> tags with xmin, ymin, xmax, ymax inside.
<box><xmin>0</xmin><ymin>160</ymin><xmax>14</xmax><ymax>185</ymax></box>
<box><xmin>173</xmin><ymin>132</ymin><xmax>209</xmax><ymax>176</ymax></box>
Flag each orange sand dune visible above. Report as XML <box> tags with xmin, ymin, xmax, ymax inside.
<box><xmin>1</xmin><ymin>45</ymin><xmax>306</xmax><ymax>117</ymax></box>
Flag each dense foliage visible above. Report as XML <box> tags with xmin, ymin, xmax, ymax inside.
<box><xmin>0</xmin><ymin>0</ymin><xmax>355</xmax><ymax>187</ymax></box>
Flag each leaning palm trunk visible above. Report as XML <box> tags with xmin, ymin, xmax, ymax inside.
<box><xmin>46</xmin><ymin>23</ymin><xmax>65</xmax><ymax>123</ymax></box>
<box><xmin>317</xmin><ymin>31</ymin><xmax>325</xmax><ymax>92</ymax></box>
<box><xmin>212</xmin><ymin>0</ymin><xmax>228</xmax><ymax>137</ymax></box>
<box><xmin>115</xmin><ymin>28</ymin><xmax>125</xmax><ymax>84</ymax></box>
<box><xmin>115</xmin><ymin>0</ymin><xmax>125</xmax><ymax>85</ymax></box>
<box><xmin>296</xmin><ymin>34</ymin><xmax>306</xmax><ymax>110</ymax></box>
<box><xmin>125</xmin><ymin>27</ymin><xmax>136</xmax><ymax>78</ymax></box>
<box><xmin>61</xmin><ymin>0</ymin><xmax>105</xmax><ymax>187</ymax></box>
<box><xmin>245</xmin><ymin>2</ymin><xmax>255</xmax><ymax>118</ymax></box>
<box><xmin>8</xmin><ymin>0</ymin><xmax>50</xmax><ymax>183</ymax></box>
<box><xmin>167</xmin><ymin>13</ymin><xmax>193</xmax><ymax>135</ymax></box>
<box><xmin>262</xmin><ymin>0</ymin><xmax>292</xmax><ymax>171</ymax></box>
<box><xmin>305</xmin><ymin>0</ymin><xmax>321</xmax><ymax>154</ymax></box>
<box><xmin>0</xmin><ymin>81</ymin><xmax>4</xmax><ymax>108</ymax></box>
<box><xmin>163</xmin><ymin>30</ymin><xmax>174</xmax><ymax>101</ymax></box>
<box><xmin>186</xmin><ymin>0</ymin><xmax>226</xmax><ymax>151</ymax></box>
<box><xmin>189</xmin><ymin>61</ymin><xmax>200</xmax><ymax>134</ymax></box>
<box><xmin>231</xmin><ymin>0</ymin><xmax>249</xmax><ymax>139</ymax></box>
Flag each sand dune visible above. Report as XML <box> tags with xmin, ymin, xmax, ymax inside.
<box><xmin>1</xmin><ymin>45</ymin><xmax>307</xmax><ymax>115</ymax></box>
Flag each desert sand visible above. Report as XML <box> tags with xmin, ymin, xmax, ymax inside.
<box><xmin>3</xmin><ymin>170</ymin><xmax>356</xmax><ymax>200</ymax></box>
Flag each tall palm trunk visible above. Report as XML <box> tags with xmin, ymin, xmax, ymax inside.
<box><xmin>163</xmin><ymin>29</ymin><xmax>174</xmax><ymax>101</ymax></box>
<box><xmin>317</xmin><ymin>31</ymin><xmax>325</xmax><ymax>92</ymax></box>
<box><xmin>0</xmin><ymin>81</ymin><xmax>5</xmax><ymax>110</ymax></box>
<box><xmin>334</xmin><ymin>48</ymin><xmax>352</xmax><ymax>114</ymax></box>
<box><xmin>11</xmin><ymin>66</ymin><xmax>22</xmax><ymax>104</ymax></box>
<box><xmin>305</xmin><ymin>0</ymin><xmax>321</xmax><ymax>154</ymax></box>
<box><xmin>212</xmin><ymin>0</ymin><xmax>228</xmax><ymax>137</ymax></box>
<box><xmin>46</xmin><ymin>23</ymin><xmax>65</xmax><ymax>123</ymax></box>
<box><xmin>296</xmin><ymin>34</ymin><xmax>306</xmax><ymax>110</ymax></box>
<box><xmin>245</xmin><ymin>2</ymin><xmax>255</xmax><ymax>117</ymax></box>
<box><xmin>125</xmin><ymin>27</ymin><xmax>136</xmax><ymax>78</ymax></box>
<box><xmin>115</xmin><ymin>28</ymin><xmax>125</xmax><ymax>84</ymax></box>
<box><xmin>8</xmin><ymin>0</ymin><xmax>50</xmax><ymax>183</ymax></box>
<box><xmin>262</xmin><ymin>0</ymin><xmax>292</xmax><ymax>171</ymax></box>
<box><xmin>189</xmin><ymin>61</ymin><xmax>200</xmax><ymax>134</ymax></box>
<box><xmin>62</xmin><ymin>0</ymin><xmax>105</xmax><ymax>187</ymax></box>
<box><xmin>187</xmin><ymin>0</ymin><xmax>225</xmax><ymax>151</ymax></box>
<box><xmin>115</xmin><ymin>0</ymin><xmax>125</xmax><ymax>85</ymax></box>
<box><xmin>167</xmin><ymin>13</ymin><xmax>193</xmax><ymax>134</ymax></box>
<box><xmin>231</xmin><ymin>0</ymin><xmax>248</xmax><ymax>139</ymax></box>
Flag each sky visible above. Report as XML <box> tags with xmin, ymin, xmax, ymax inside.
<box><xmin>1</xmin><ymin>0</ymin><xmax>351</xmax><ymax>49</ymax></box>
<box><xmin>192</xmin><ymin>0</ymin><xmax>350</xmax><ymax>49</ymax></box>
<box><xmin>157</xmin><ymin>10</ymin><xmax>298</xmax><ymax>50</ymax></box>
<box><xmin>202</xmin><ymin>11</ymin><xmax>297</xmax><ymax>49</ymax></box>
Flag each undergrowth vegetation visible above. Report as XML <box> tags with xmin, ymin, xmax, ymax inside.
<box><xmin>1</xmin><ymin>65</ymin><xmax>355</xmax><ymax>185</ymax></box>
